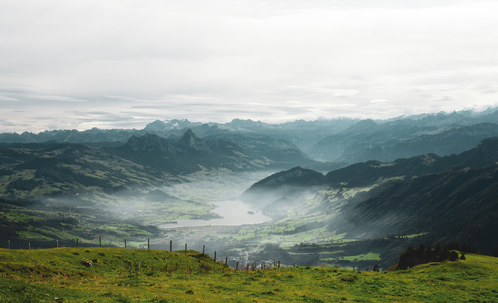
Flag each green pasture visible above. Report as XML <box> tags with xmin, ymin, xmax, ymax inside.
<box><xmin>0</xmin><ymin>248</ymin><xmax>497</xmax><ymax>302</ymax></box>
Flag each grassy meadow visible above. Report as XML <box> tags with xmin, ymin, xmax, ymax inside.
<box><xmin>1</xmin><ymin>247</ymin><xmax>498</xmax><ymax>302</ymax></box>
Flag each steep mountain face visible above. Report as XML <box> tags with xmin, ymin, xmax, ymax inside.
<box><xmin>338</xmin><ymin>123</ymin><xmax>498</xmax><ymax>163</ymax></box>
<box><xmin>331</xmin><ymin>164</ymin><xmax>498</xmax><ymax>253</ymax></box>
<box><xmin>176</xmin><ymin>129</ymin><xmax>212</xmax><ymax>153</ymax></box>
<box><xmin>240</xmin><ymin>167</ymin><xmax>326</xmax><ymax>206</ymax></box>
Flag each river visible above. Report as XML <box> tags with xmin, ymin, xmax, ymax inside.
<box><xmin>159</xmin><ymin>200</ymin><xmax>271</xmax><ymax>228</ymax></box>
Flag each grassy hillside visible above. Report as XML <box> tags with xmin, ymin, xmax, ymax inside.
<box><xmin>1</xmin><ymin>247</ymin><xmax>497</xmax><ymax>302</ymax></box>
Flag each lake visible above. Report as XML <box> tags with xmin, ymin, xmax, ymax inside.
<box><xmin>159</xmin><ymin>200</ymin><xmax>271</xmax><ymax>228</ymax></box>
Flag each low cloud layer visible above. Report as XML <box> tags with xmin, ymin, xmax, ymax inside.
<box><xmin>1</xmin><ymin>0</ymin><xmax>498</xmax><ymax>132</ymax></box>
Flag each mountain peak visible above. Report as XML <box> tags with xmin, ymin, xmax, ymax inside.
<box><xmin>177</xmin><ymin>129</ymin><xmax>212</xmax><ymax>153</ymax></box>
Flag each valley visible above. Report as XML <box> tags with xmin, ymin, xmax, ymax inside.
<box><xmin>1</xmin><ymin>110</ymin><xmax>498</xmax><ymax>282</ymax></box>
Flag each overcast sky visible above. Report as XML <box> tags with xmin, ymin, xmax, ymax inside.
<box><xmin>1</xmin><ymin>0</ymin><xmax>498</xmax><ymax>132</ymax></box>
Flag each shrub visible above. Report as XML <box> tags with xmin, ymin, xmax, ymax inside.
<box><xmin>449</xmin><ymin>251</ymin><xmax>459</xmax><ymax>261</ymax></box>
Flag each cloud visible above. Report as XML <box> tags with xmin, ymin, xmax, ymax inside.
<box><xmin>481</xmin><ymin>90</ymin><xmax>497</xmax><ymax>94</ymax></box>
<box><xmin>1</xmin><ymin>0</ymin><xmax>498</xmax><ymax>131</ymax></box>
<box><xmin>0</xmin><ymin>96</ymin><xmax>18</xmax><ymax>101</ymax></box>
<box><xmin>105</xmin><ymin>95</ymin><xmax>139</xmax><ymax>101</ymax></box>
<box><xmin>431</xmin><ymin>95</ymin><xmax>455</xmax><ymax>102</ymax></box>
<box><xmin>370</xmin><ymin>99</ymin><xmax>388</xmax><ymax>103</ymax></box>
<box><xmin>27</xmin><ymin>95</ymin><xmax>87</xmax><ymax>102</ymax></box>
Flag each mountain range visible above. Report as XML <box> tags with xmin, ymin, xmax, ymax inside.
<box><xmin>5</xmin><ymin>108</ymin><xmax>498</xmax><ymax>166</ymax></box>
<box><xmin>0</xmin><ymin>128</ymin><xmax>319</xmax><ymax>202</ymax></box>
<box><xmin>242</xmin><ymin>136</ymin><xmax>498</xmax><ymax>254</ymax></box>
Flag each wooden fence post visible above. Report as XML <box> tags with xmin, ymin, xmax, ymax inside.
<box><xmin>56</xmin><ymin>240</ymin><xmax>59</xmax><ymax>248</ymax></box>
<box><xmin>214</xmin><ymin>251</ymin><xmax>217</xmax><ymax>262</ymax></box>
<box><xmin>7</xmin><ymin>240</ymin><xmax>10</xmax><ymax>249</ymax></box>
<box><xmin>124</xmin><ymin>238</ymin><xmax>127</xmax><ymax>249</ymax></box>
<box><xmin>278</xmin><ymin>260</ymin><xmax>280</xmax><ymax>269</ymax></box>
<box><xmin>99</xmin><ymin>236</ymin><xmax>101</xmax><ymax>248</ymax></box>
<box><xmin>185</xmin><ymin>243</ymin><xmax>187</xmax><ymax>255</ymax></box>
<box><xmin>202</xmin><ymin>245</ymin><xmax>205</xmax><ymax>255</ymax></box>
<box><xmin>28</xmin><ymin>242</ymin><xmax>30</xmax><ymax>250</ymax></box>
<box><xmin>236</xmin><ymin>261</ymin><xmax>239</xmax><ymax>271</ymax></box>
<box><xmin>76</xmin><ymin>238</ymin><xmax>79</xmax><ymax>248</ymax></box>
<box><xmin>148</xmin><ymin>238</ymin><xmax>150</xmax><ymax>250</ymax></box>
<box><xmin>225</xmin><ymin>256</ymin><xmax>227</xmax><ymax>266</ymax></box>
<box><xmin>170</xmin><ymin>240</ymin><xmax>172</xmax><ymax>252</ymax></box>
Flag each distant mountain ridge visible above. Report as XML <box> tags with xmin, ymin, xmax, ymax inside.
<box><xmin>309</xmin><ymin>110</ymin><xmax>498</xmax><ymax>162</ymax></box>
<box><xmin>4</xmin><ymin>108</ymin><xmax>498</xmax><ymax>165</ymax></box>
<box><xmin>337</xmin><ymin>122</ymin><xmax>498</xmax><ymax>163</ymax></box>
<box><xmin>117</xmin><ymin>130</ymin><xmax>318</xmax><ymax>173</ymax></box>
<box><xmin>126</xmin><ymin>133</ymin><xmax>185</xmax><ymax>153</ymax></box>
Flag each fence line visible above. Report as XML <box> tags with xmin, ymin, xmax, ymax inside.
<box><xmin>3</xmin><ymin>238</ymin><xmax>323</xmax><ymax>271</ymax></box>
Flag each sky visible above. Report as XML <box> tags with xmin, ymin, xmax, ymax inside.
<box><xmin>1</xmin><ymin>0</ymin><xmax>498</xmax><ymax>133</ymax></box>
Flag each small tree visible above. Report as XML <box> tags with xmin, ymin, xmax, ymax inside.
<box><xmin>460</xmin><ymin>253</ymin><xmax>466</xmax><ymax>260</ymax></box>
<box><xmin>416</xmin><ymin>244</ymin><xmax>425</xmax><ymax>258</ymax></box>
<box><xmin>433</xmin><ymin>243</ymin><xmax>442</xmax><ymax>259</ymax></box>
<box><xmin>423</xmin><ymin>245</ymin><xmax>433</xmax><ymax>261</ymax></box>
<box><xmin>439</xmin><ymin>247</ymin><xmax>450</xmax><ymax>262</ymax></box>
<box><xmin>373</xmin><ymin>264</ymin><xmax>379</xmax><ymax>272</ymax></box>
<box><xmin>449</xmin><ymin>250</ymin><xmax>459</xmax><ymax>261</ymax></box>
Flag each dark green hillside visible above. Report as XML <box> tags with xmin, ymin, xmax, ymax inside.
<box><xmin>332</xmin><ymin>164</ymin><xmax>498</xmax><ymax>253</ymax></box>
<box><xmin>325</xmin><ymin>136</ymin><xmax>498</xmax><ymax>187</ymax></box>
<box><xmin>114</xmin><ymin>132</ymin><xmax>268</xmax><ymax>174</ymax></box>
<box><xmin>240</xmin><ymin>166</ymin><xmax>325</xmax><ymax>205</ymax></box>
<box><xmin>1</xmin><ymin>247</ymin><xmax>498</xmax><ymax>302</ymax></box>
<box><xmin>0</xmin><ymin>142</ymin><xmax>165</xmax><ymax>200</ymax></box>
<box><xmin>240</xmin><ymin>135</ymin><xmax>498</xmax><ymax>203</ymax></box>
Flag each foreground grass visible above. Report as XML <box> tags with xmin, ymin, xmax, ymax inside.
<box><xmin>0</xmin><ymin>248</ymin><xmax>497</xmax><ymax>302</ymax></box>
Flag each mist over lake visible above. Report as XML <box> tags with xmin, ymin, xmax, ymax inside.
<box><xmin>159</xmin><ymin>200</ymin><xmax>271</xmax><ymax>228</ymax></box>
